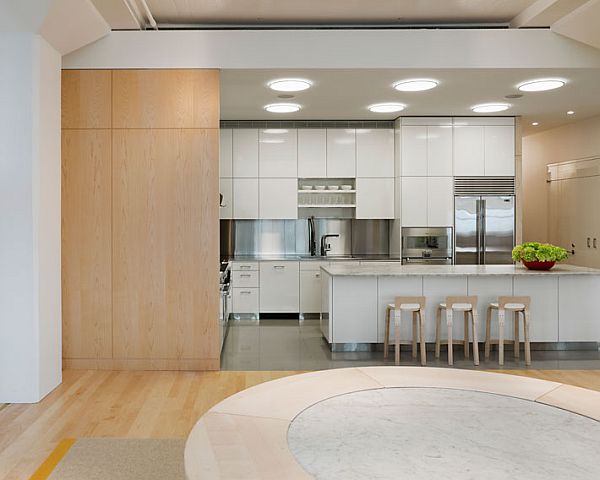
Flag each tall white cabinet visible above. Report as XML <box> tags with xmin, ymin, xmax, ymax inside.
<box><xmin>326</xmin><ymin>129</ymin><xmax>356</xmax><ymax>177</ymax></box>
<box><xmin>298</xmin><ymin>129</ymin><xmax>327</xmax><ymax>177</ymax></box>
<box><xmin>258</xmin><ymin>129</ymin><xmax>298</xmax><ymax>177</ymax></box>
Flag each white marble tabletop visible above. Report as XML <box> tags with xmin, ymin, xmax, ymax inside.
<box><xmin>321</xmin><ymin>263</ymin><xmax>600</xmax><ymax>276</ymax></box>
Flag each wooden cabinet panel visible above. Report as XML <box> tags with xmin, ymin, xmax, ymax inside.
<box><xmin>62</xmin><ymin>70</ymin><xmax>111</xmax><ymax>129</ymax></box>
<box><xmin>112</xmin><ymin>129</ymin><xmax>219</xmax><ymax>360</ymax></box>
<box><xmin>219</xmin><ymin>129</ymin><xmax>233</xmax><ymax>177</ymax></box>
<box><xmin>112</xmin><ymin>70</ymin><xmax>219</xmax><ymax>129</ymax></box>
<box><xmin>62</xmin><ymin>129</ymin><xmax>112</xmax><ymax>359</ymax></box>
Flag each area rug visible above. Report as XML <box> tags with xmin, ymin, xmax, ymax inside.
<box><xmin>31</xmin><ymin>438</ymin><xmax>185</xmax><ymax>480</ymax></box>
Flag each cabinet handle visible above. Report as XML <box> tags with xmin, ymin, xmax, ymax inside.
<box><xmin>240</xmin><ymin>274</ymin><xmax>251</xmax><ymax>278</ymax></box>
<box><xmin>273</xmin><ymin>265</ymin><xmax>285</xmax><ymax>269</ymax></box>
<box><xmin>315</xmin><ymin>273</ymin><xmax>320</xmax><ymax>278</ymax></box>
<box><xmin>240</xmin><ymin>265</ymin><xmax>252</xmax><ymax>269</ymax></box>
<box><xmin>240</xmin><ymin>291</ymin><xmax>252</xmax><ymax>295</ymax></box>
<box><xmin>588</xmin><ymin>237</ymin><xmax>591</xmax><ymax>248</ymax></box>
<box><xmin>594</xmin><ymin>238</ymin><xmax>598</xmax><ymax>249</ymax></box>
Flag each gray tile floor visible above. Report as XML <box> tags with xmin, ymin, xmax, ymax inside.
<box><xmin>221</xmin><ymin>319</ymin><xmax>600</xmax><ymax>371</ymax></box>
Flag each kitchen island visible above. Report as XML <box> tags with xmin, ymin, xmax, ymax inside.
<box><xmin>320</xmin><ymin>264</ymin><xmax>600</xmax><ymax>348</ymax></box>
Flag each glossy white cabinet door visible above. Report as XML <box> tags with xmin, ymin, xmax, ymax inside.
<box><xmin>332</xmin><ymin>276</ymin><xmax>378</xmax><ymax>343</ymax></box>
<box><xmin>453</xmin><ymin>126</ymin><xmax>484</xmax><ymax>176</ymax></box>
<box><xmin>427</xmin><ymin>126</ymin><xmax>453</xmax><ymax>176</ymax></box>
<box><xmin>401</xmin><ymin>126</ymin><xmax>427</xmax><ymax>176</ymax></box>
<box><xmin>259</xmin><ymin>178</ymin><xmax>298</xmax><ymax>219</ymax></box>
<box><xmin>300</xmin><ymin>270</ymin><xmax>322</xmax><ymax>313</ymax></box>
<box><xmin>356</xmin><ymin>178</ymin><xmax>395</xmax><ymax>219</ymax></box>
<box><xmin>232</xmin><ymin>129</ymin><xmax>259</xmax><ymax>177</ymax></box>
<box><xmin>233</xmin><ymin>178</ymin><xmax>259</xmax><ymax>219</ymax></box>
<box><xmin>327</xmin><ymin>129</ymin><xmax>356</xmax><ymax>178</ymax></box>
<box><xmin>259</xmin><ymin>129</ymin><xmax>298</xmax><ymax>177</ymax></box>
<box><xmin>427</xmin><ymin>177</ymin><xmax>454</xmax><ymax>227</ymax></box>
<box><xmin>219</xmin><ymin>178</ymin><xmax>233</xmax><ymax>219</ymax></box>
<box><xmin>232</xmin><ymin>288</ymin><xmax>259</xmax><ymax>314</ymax></box>
<box><xmin>401</xmin><ymin>177</ymin><xmax>427</xmax><ymax>226</ymax></box>
<box><xmin>484</xmin><ymin>125</ymin><xmax>515</xmax><ymax>176</ymax></box>
<box><xmin>298</xmin><ymin>129</ymin><xmax>326</xmax><ymax>177</ymax></box>
<box><xmin>356</xmin><ymin>129</ymin><xmax>394</xmax><ymax>177</ymax></box>
<box><xmin>219</xmin><ymin>129</ymin><xmax>233</xmax><ymax>177</ymax></box>
<box><xmin>259</xmin><ymin>261</ymin><xmax>300</xmax><ymax>312</ymax></box>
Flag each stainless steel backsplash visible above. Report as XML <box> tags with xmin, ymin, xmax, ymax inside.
<box><xmin>220</xmin><ymin>219</ymin><xmax>389</xmax><ymax>257</ymax></box>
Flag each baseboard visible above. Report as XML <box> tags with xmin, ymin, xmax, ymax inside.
<box><xmin>63</xmin><ymin>357</ymin><xmax>220</xmax><ymax>371</ymax></box>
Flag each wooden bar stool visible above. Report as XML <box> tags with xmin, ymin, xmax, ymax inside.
<box><xmin>384</xmin><ymin>296</ymin><xmax>426</xmax><ymax>366</ymax></box>
<box><xmin>435</xmin><ymin>296</ymin><xmax>480</xmax><ymax>366</ymax></box>
<box><xmin>485</xmin><ymin>296</ymin><xmax>531</xmax><ymax>366</ymax></box>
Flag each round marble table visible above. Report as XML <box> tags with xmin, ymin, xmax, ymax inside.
<box><xmin>184</xmin><ymin>367</ymin><xmax>600</xmax><ymax>480</ymax></box>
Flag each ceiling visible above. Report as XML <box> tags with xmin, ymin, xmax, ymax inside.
<box><xmin>220</xmin><ymin>68</ymin><xmax>600</xmax><ymax>135</ymax></box>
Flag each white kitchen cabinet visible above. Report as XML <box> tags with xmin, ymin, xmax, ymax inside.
<box><xmin>260</xmin><ymin>261</ymin><xmax>300</xmax><ymax>312</ymax></box>
<box><xmin>219</xmin><ymin>128</ymin><xmax>233</xmax><ymax>177</ymax></box>
<box><xmin>259</xmin><ymin>129</ymin><xmax>297</xmax><ymax>177</ymax></box>
<box><xmin>232</xmin><ymin>270</ymin><xmax>259</xmax><ymax>288</ymax></box>
<box><xmin>327</xmin><ymin>129</ymin><xmax>356</xmax><ymax>177</ymax></box>
<box><xmin>453</xmin><ymin>126</ymin><xmax>484</xmax><ymax>176</ymax></box>
<box><xmin>233</xmin><ymin>129</ymin><xmax>259</xmax><ymax>177</ymax></box>
<box><xmin>356</xmin><ymin>129</ymin><xmax>394</xmax><ymax>177</ymax></box>
<box><xmin>427</xmin><ymin>177</ymin><xmax>454</xmax><ymax>226</ymax></box>
<box><xmin>233</xmin><ymin>178</ymin><xmax>259</xmax><ymax>219</ymax></box>
<box><xmin>484</xmin><ymin>126</ymin><xmax>515</xmax><ymax>176</ymax></box>
<box><xmin>356</xmin><ymin>178</ymin><xmax>395</xmax><ymax>219</ymax></box>
<box><xmin>219</xmin><ymin>178</ymin><xmax>233</xmax><ymax>219</ymax></box>
<box><xmin>331</xmin><ymin>276</ymin><xmax>378</xmax><ymax>343</ymax></box>
<box><xmin>258</xmin><ymin>178</ymin><xmax>297</xmax><ymax>219</ymax></box>
<box><xmin>401</xmin><ymin>177</ymin><xmax>427</xmax><ymax>227</ymax></box>
<box><xmin>232</xmin><ymin>288</ymin><xmax>259</xmax><ymax>314</ymax></box>
<box><xmin>300</xmin><ymin>269</ymin><xmax>323</xmax><ymax>313</ymax></box>
<box><xmin>298</xmin><ymin>129</ymin><xmax>327</xmax><ymax>177</ymax></box>
<box><xmin>401</xmin><ymin>126</ymin><xmax>427</xmax><ymax>176</ymax></box>
<box><xmin>427</xmin><ymin>126</ymin><xmax>453</xmax><ymax>176</ymax></box>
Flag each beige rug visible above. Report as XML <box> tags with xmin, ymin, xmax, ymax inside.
<box><xmin>47</xmin><ymin>439</ymin><xmax>185</xmax><ymax>480</ymax></box>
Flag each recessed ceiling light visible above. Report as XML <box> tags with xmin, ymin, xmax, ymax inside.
<box><xmin>368</xmin><ymin>103</ymin><xmax>406</xmax><ymax>113</ymax></box>
<box><xmin>264</xmin><ymin>103</ymin><xmax>301</xmax><ymax>113</ymax></box>
<box><xmin>532</xmin><ymin>122</ymin><xmax>539</xmax><ymax>126</ymax></box>
<box><xmin>567</xmin><ymin>110</ymin><xmax>575</xmax><ymax>115</ymax></box>
<box><xmin>268</xmin><ymin>78</ymin><xmax>312</xmax><ymax>92</ymax></box>
<box><xmin>393</xmin><ymin>79</ymin><xmax>438</xmax><ymax>92</ymax></box>
<box><xmin>471</xmin><ymin>103</ymin><xmax>511</xmax><ymax>113</ymax></box>
<box><xmin>518</xmin><ymin>79</ymin><xmax>565</xmax><ymax>92</ymax></box>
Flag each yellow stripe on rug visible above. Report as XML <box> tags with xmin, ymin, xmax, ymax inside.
<box><xmin>30</xmin><ymin>438</ymin><xmax>76</xmax><ymax>480</ymax></box>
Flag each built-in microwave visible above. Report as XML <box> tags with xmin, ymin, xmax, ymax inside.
<box><xmin>401</xmin><ymin>227</ymin><xmax>453</xmax><ymax>264</ymax></box>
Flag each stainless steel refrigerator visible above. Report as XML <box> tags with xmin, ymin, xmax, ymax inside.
<box><xmin>454</xmin><ymin>196</ymin><xmax>515</xmax><ymax>264</ymax></box>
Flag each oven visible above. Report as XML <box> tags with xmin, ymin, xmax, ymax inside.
<box><xmin>401</xmin><ymin>227</ymin><xmax>453</xmax><ymax>264</ymax></box>
<box><xmin>219</xmin><ymin>261</ymin><xmax>232</xmax><ymax>351</ymax></box>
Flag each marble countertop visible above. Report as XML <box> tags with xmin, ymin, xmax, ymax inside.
<box><xmin>230</xmin><ymin>254</ymin><xmax>402</xmax><ymax>262</ymax></box>
<box><xmin>321</xmin><ymin>263</ymin><xmax>600</xmax><ymax>276</ymax></box>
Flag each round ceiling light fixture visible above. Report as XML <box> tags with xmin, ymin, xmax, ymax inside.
<box><xmin>368</xmin><ymin>103</ymin><xmax>406</xmax><ymax>113</ymax></box>
<box><xmin>393</xmin><ymin>79</ymin><xmax>438</xmax><ymax>92</ymax></box>
<box><xmin>518</xmin><ymin>79</ymin><xmax>565</xmax><ymax>92</ymax></box>
<box><xmin>532</xmin><ymin>122</ymin><xmax>539</xmax><ymax>126</ymax></box>
<box><xmin>471</xmin><ymin>103</ymin><xmax>511</xmax><ymax>113</ymax></box>
<box><xmin>567</xmin><ymin>110</ymin><xmax>575</xmax><ymax>115</ymax></box>
<box><xmin>264</xmin><ymin>103</ymin><xmax>301</xmax><ymax>113</ymax></box>
<box><xmin>268</xmin><ymin>78</ymin><xmax>312</xmax><ymax>92</ymax></box>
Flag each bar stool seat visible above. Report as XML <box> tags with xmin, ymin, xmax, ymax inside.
<box><xmin>489</xmin><ymin>302</ymin><xmax>526</xmax><ymax>310</ymax></box>
<box><xmin>435</xmin><ymin>296</ymin><xmax>480</xmax><ymax>366</ymax></box>
<box><xmin>485</xmin><ymin>296</ymin><xmax>531</xmax><ymax>366</ymax></box>
<box><xmin>384</xmin><ymin>297</ymin><xmax>426</xmax><ymax>366</ymax></box>
<box><xmin>439</xmin><ymin>302</ymin><xmax>473</xmax><ymax>311</ymax></box>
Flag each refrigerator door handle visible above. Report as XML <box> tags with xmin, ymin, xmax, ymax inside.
<box><xmin>480</xmin><ymin>198</ymin><xmax>487</xmax><ymax>265</ymax></box>
<box><xmin>476</xmin><ymin>199</ymin><xmax>482</xmax><ymax>264</ymax></box>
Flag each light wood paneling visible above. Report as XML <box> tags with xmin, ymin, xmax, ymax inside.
<box><xmin>112</xmin><ymin>129</ymin><xmax>219</xmax><ymax>362</ymax></box>
<box><xmin>61</xmin><ymin>70</ymin><xmax>111</xmax><ymax>129</ymax></box>
<box><xmin>61</xmin><ymin>130</ymin><xmax>112</xmax><ymax>360</ymax></box>
<box><xmin>112</xmin><ymin>70</ymin><xmax>219</xmax><ymax>129</ymax></box>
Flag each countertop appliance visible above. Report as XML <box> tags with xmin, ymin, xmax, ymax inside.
<box><xmin>219</xmin><ymin>261</ymin><xmax>231</xmax><ymax>351</ymax></box>
<box><xmin>402</xmin><ymin>227</ymin><xmax>453</xmax><ymax>264</ymax></box>
<box><xmin>455</xmin><ymin>195</ymin><xmax>515</xmax><ymax>264</ymax></box>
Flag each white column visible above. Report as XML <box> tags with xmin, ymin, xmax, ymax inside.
<box><xmin>0</xmin><ymin>32</ymin><xmax>61</xmax><ymax>403</ymax></box>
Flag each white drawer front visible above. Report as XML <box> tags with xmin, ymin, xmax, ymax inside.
<box><xmin>232</xmin><ymin>261</ymin><xmax>259</xmax><ymax>271</ymax></box>
<box><xmin>232</xmin><ymin>270</ymin><xmax>259</xmax><ymax>288</ymax></box>
<box><xmin>232</xmin><ymin>288</ymin><xmax>259</xmax><ymax>313</ymax></box>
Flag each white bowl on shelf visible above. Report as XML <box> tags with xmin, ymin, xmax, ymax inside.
<box><xmin>315</xmin><ymin>185</ymin><xmax>326</xmax><ymax>190</ymax></box>
<box><xmin>301</xmin><ymin>186</ymin><xmax>313</xmax><ymax>190</ymax></box>
<box><xmin>341</xmin><ymin>185</ymin><xmax>352</xmax><ymax>190</ymax></box>
<box><xmin>327</xmin><ymin>185</ymin><xmax>340</xmax><ymax>190</ymax></box>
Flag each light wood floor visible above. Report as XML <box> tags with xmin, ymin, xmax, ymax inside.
<box><xmin>1</xmin><ymin>369</ymin><xmax>599</xmax><ymax>479</ymax></box>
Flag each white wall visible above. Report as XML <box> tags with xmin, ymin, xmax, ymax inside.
<box><xmin>522</xmin><ymin>114</ymin><xmax>600</xmax><ymax>242</ymax></box>
<box><xmin>0</xmin><ymin>32</ymin><xmax>61</xmax><ymax>403</ymax></box>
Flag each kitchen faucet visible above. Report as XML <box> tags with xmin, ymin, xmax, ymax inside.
<box><xmin>320</xmin><ymin>234</ymin><xmax>340</xmax><ymax>257</ymax></box>
<box><xmin>308</xmin><ymin>216</ymin><xmax>317</xmax><ymax>256</ymax></box>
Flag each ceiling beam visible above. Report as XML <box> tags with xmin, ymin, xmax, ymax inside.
<box><xmin>510</xmin><ymin>0</ymin><xmax>588</xmax><ymax>28</ymax></box>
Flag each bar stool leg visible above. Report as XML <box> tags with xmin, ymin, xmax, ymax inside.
<box><xmin>471</xmin><ymin>310</ymin><xmax>480</xmax><ymax>366</ymax></box>
<box><xmin>447</xmin><ymin>309</ymin><xmax>454</xmax><ymax>366</ymax></box>
<box><xmin>524</xmin><ymin>309</ymin><xmax>532</xmax><ymax>366</ymax></box>
<box><xmin>485</xmin><ymin>306</ymin><xmax>492</xmax><ymax>360</ymax></box>
<box><xmin>514</xmin><ymin>311</ymin><xmax>520</xmax><ymax>360</ymax></box>
<box><xmin>435</xmin><ymin>307</ymin><xmax>442</xmax><ymax>359</ymax></box>
<box><xmin>384</xmin><ymin>306</ymin><xmax>391</xmax><ymax>360</ymax></box>
<box><xmin>419</xmin><ymin>309</ymin><xmax>427</xmax><ymax>366</ymax></box>
<box><xmin>412</xmin><ymin>312</ymin><xmax>418</xmax><ymax>359</ymax></box>
<box><xmin>394</xmin><ymin>309</ymin><xmax>401</xmax><ymax>366</ymax></box>
<box><xmin>498</xmin><ymin>308</ymin><xmax>505</xmax><ymax>366</ymax></box>
<box><xmin>463</xmin><ymin>311</ymin><xmax>470</xmax><ymax>359</ymax></box>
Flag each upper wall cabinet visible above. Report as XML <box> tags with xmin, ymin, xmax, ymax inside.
<box><xmin>62</xmin><ymin>70</ymin><xmax>111</xmax><ymax>129</ymax></box>
<box><xmin>356</xmin><ymin>129</ymin><xmax>394</xmax><ymax>177</ymax></box>
<box><xmin>112</xmin><ymin>70</ymin><xmax>219</xmax><ymax>129</ymax></box>
<box><xmin>327</xmin><ymin>129</ymin><xmax>356</xmax><ymax>177</ymax></box>
<box><xmin>232</xmin><ymin>129</ymin><xmax>259</xmax><ymax>177</ymax></box>
<box><xmin>259</xmin><ymin>178</ymin><xmax>298</xmax><ymax>219</ymax></box>
<box><xmin>356</xmin><ymin>178</ymin><xmax>395</xmax><ymax>219</ymax></box>
<box><xmin>259</xmin><ymin>129</ymin><xmax>298</xmax><ymax>177</ymax></box>
<box><xmin>453</xmin><ymin>126</ymin><xmax>484</xmax><ymax>176</ymax></box>
<box><xmin>220</xmin><ymin>129</ymin><xmax>233</xmax><ymax>177</ymax></box>
<box><xmin>401</xmin><ymin>123</ymin><xmax>452</xmax><ymax>176</ymax></box>
<box><xmin>484</xmin><ymin>126</ymin><xmax>515</xmax><ymax>176</ymax></box>
<box><xmin>298</xmin><ymin>129</ymin><xmax>327</xmax><ymax>178</ymax></box>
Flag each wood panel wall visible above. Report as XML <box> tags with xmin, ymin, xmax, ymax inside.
<box><xmin>61</xmin><ymin>69</ymin><xmax>220</xmax><ymax>370</ymax></box>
